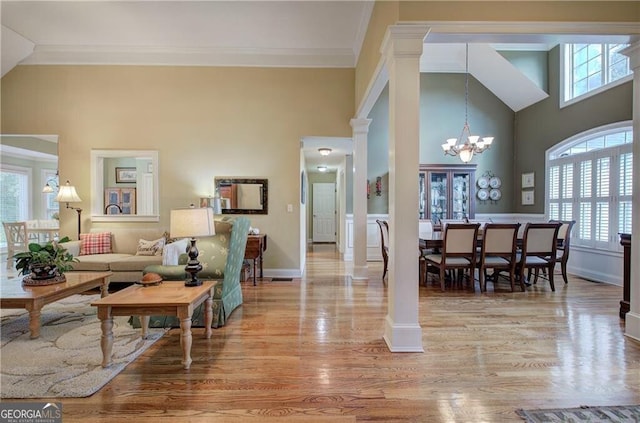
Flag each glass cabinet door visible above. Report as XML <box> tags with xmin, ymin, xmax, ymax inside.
<box><xmin>429</xmin><ymin>172</ymin><xmax>448</xmax><ymax>223</ymax></box>
<box><xmin>418</xmin><ymin>172</ymin><xmax>426</xmax><ymax>219</ymax></box>
<box><xmin>419</xmin><ymin>164</ymin><xmax>476</xmax><ymax>223</ymax></box>
<box><xmin>451</xmin><ymin>172</ymin><xmax>470</xmax><ymax>219</ymax></box>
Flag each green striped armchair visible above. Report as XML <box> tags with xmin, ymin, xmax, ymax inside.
<box><xmin>133</xmin><ymin>216</ymin><xmax>250</xmax><ymax>328</ymax></box>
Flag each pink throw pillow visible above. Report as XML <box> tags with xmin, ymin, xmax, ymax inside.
<box><xmin>80</xmin><ymin>232</ymin><xmax>112</xmax><ymax>255</ymax></box>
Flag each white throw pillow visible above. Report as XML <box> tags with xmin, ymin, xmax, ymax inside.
<box><xmin>162</xmin><ymin>238</ymin><xmax>189</xmax><ymax>265</ymax></box>
<box><xmin>136</xmin><ymin>237</ymin><xmax>166</xmax><ymax>256</ymax></box>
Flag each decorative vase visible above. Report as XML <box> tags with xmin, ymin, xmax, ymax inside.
<box><xmin>29</xmin><ymin>264</ymin><xmax>58</xmax><ymax>280</ymax></box>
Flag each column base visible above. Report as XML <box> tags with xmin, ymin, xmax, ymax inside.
<box><xmin>383</xmin><ymin>314</ymin><xmax>423</xmax><ymax>352</ymax></box>
<box><xmin>350</xmin><ymin>265</ymin><xmax>369</xmax><ymax>280</ymax></box>
<box><xmin>624</xmin><ymin>311</ymin><xmax>640</xmax><ymax>342</ymax></box>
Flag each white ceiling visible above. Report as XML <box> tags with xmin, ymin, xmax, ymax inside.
<box><xmin>1</xmin><ymin>1</ymin><xmax>374</xmax><ymax>70</ymax></box>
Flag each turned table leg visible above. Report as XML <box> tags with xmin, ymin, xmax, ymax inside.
<box><xmin>27</xmin><ymin>304</ymin><xmax>42</xmax><ymax>339</ymax></box>
<box><xmin>204</xmin><ymin>296</ymin><xmax>213</xmax><ymax>339</ymax></box>
<box><xmin>98</xmin><ymin>309</ymin><xmax>114</xmax><ymax>368</ymax></box>
<box><xmin>179</xmin><ymin>314</ymin><xmax>193</xmax><ymax>370</ymax></box>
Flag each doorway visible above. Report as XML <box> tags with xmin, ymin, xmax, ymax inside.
<box><xmin>312</xmin><ymin>182</ymin><xmax>336</xmax><ymax>243</ymax></box>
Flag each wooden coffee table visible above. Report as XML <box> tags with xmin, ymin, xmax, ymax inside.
<box><xmin>0</xmin><ymin>271</ymin><xmax>112</xmax><ymax>339</ymax></box>
<box><xmin>91</xmin><ymin>281</ymin><xmax>216</xmax><ymax>370</ymax></box>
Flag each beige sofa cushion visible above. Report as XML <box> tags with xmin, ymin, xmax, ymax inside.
<box><xmin>71</xmin><ymin>253</ymin><xmax>133</xmax><ymax>271</ymax></box>
<box><xmin>110</xmin><ymin>255</ymin><xmax>162</xmax><ymax>272</ymax></box>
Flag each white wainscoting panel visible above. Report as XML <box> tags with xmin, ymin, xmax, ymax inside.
<box><xmin>344</xmin><ymin>214</ymin><xmax>387</xmax><ymax>261</ymax></box>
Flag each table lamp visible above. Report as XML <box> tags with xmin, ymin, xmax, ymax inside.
<box><xmin>170</xmin><ymin>207</ymin><xmax>216</xmax><ymax>287</ymax></box>
<box><xmin>55</xmin><ymin>180</ymin><xmax>83</xmax><ymax>239</ymax></box>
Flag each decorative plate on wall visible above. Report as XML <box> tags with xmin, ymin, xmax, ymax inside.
<box><xmin>477</xmin><ymin>177</ymin><xmax>489</xmax><ymax>189</ymax></box>
<box><xmin>477</xmin><ymin>188</ymin><xmax>489</xmax><ymax>201</ymax></box>
<box><xmin>489</xmin><ymin>189</ymin><xmax>502</xmax><ymax>201</ymax></box>
<box><xmin>489</xmin><ymin>176</ymin><xmax>502</xmax><ymax>189</ymax></box>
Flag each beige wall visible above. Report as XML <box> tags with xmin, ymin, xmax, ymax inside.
<box><xmin>398</xmin><ymin>1</ymin><xmax>640</xmax><ymax>22</ymax></box>
<box><xmin>1</xmin><ymin>65</ymin><xmax>355</xmax><ymax>272</ymax></box>
<box><xmin>355</xmin><ymin>1</ymin><xmax>399</xmax><ymax>112</ymax></box>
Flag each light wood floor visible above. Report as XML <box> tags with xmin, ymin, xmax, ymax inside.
<box><xmin>8</xmin><ymin>245</ymin><xmax>640</xmax><ymax>422</ymax></box>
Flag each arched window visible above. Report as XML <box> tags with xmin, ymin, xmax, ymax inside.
<box><xmin>546</xmin><ymin>121</ymin><xmax>632</xmax><ymax>251</ymax></box>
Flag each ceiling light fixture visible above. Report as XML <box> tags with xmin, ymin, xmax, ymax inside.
<box><xmin>317</xmin><ymin>165</ymin><xmax>327</xmax><ymax>172</ymax></box>
<box><xmin>442</xmin><ymin>44</ymin><xmax>494</xmax><ymax>163</ymax></box>
<box><xmin>318</xmin><ymin>148</ymin><xmax>332</xmax><ymax>156</ymax></box>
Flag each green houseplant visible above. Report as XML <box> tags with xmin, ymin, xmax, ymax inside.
<box><xmin>14</xmin><ymin>237</ymin><xmax>78</xmax><ymax>280</ymax></box>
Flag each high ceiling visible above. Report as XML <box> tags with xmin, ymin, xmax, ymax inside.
<box><xmin>2</xmin><ymin>1</ymin><xmax>637</xmax><ymax>172</ymax></box>
<box><xmin>1</xmin><ymin>1</ymin><xmax>373</xmax><ymax>71</ymax></box>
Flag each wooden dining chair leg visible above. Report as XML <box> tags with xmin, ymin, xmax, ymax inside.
<box><xmin>440</xmin><ymin>267</ymin><xmax>446</xmax><ymax>291</ymax></box>
<box><xmin>561</xmin><ymin>260</ymin><xmax>569</xmax><ymax>284</ymax></box>
<box><xmin>548</xmin><ymin>265</ymin><xmax>556</xmax><ymax>292</ymax></box>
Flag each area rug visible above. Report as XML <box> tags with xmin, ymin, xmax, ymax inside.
<box><xmin>1</xmin><ymin>293</ymin><xmax>167</xmax><ymax>398</ymax></box>
<box><xmin>517</xmin><ymin>405</ymin><xmax>640</xmax><ymax>422</ymax></box>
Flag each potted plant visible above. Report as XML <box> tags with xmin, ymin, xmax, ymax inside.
<box><xmin>14</xmin><ymin>237</ymin><xmax>78</xmax><ymax>280</ymax></box>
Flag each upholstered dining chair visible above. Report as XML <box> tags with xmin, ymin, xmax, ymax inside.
<box><xmin>3</xmin><ymin>221</ymin><xmax>29</xmax><ymax>269</ymax></box>
<box><xmin>425</xmin><ymin>223</ymin><xmax>480</xmax><ymax>291</ymax></box>
<box><xmin>375</xmin><ymin>219</ymin><xmax>389</xmax><ymax>285</ymax></box>
<box><xmin>477</xmin><ymin>223</ymin><xmax>521</xmax><ymax>292</ymax></box>
<box><xmin>437</xmin><ymin>218</ymin><xmax>468</xmax><ymax>233</ymax></box>
<box><xmin>418</xmin><ymin>220</ymin><xmax>434</xmax><ymax>285</ymax></box>
<box><xmin>550</xmin><ymin>219</ymin><xmax>576</xmax><ymax>284</ymax></box>
<box><xmin>516</xmin><ymin>222</ymin><xmax>562</xmax><ymax>292</ymax></box>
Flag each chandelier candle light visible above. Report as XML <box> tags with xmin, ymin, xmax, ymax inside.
<box><xmin>442</xmin><ymin>44</ymin><xmax>494</xmax><ymax>163</ymax></box>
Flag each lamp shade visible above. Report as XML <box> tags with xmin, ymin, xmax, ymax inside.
<box><xmin>55</xmin><ymin>181</ymin><xmax>82</xmax><ymax>203</ymax></box>
<box><xmin>170</xmin><ymin>207</ymin><xmax>215</xmax><ymax>238</ymax></box>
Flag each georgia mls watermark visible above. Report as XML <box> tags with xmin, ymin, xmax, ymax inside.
<box><xmin>0</xmin><ymin>402</ymin><xmax>62</xmax><ymax>423</ymax></box>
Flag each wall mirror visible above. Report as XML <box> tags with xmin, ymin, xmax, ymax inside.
<box><xmin>214</xmin><ymin>178</ymin><xmax>268</xmax><ymax>215</ymax></box>
<box><xmin>0</xmin><ymin>134</ymin><xmax>59</xmax><ymax>221</ymax></box>
<box><xmin>91</xmin><ymin>150</ymin><xmax>159</xmax><ymax>222</ymax></box>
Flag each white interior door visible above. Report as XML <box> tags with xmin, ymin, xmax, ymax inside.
<box><xmin>312</xmin><ymin>182</ymin><xmax>336</xmax><ymax>243</ymax></box>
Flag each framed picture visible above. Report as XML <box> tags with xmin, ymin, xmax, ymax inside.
<box><xmin>522</xmin><ymin>190</ymin><xmax>534</xmax><ymax>205</ymax></box>
<box><xmin>116</xmin><ymin>167</ymin><xmax>136</xmax><ymax>183</ymax></box>
<box><xmin>522</xmin><ymin>172</ymin><xmax>535</xmax><ymax>188</ymax></box>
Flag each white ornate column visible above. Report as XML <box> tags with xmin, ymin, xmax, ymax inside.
<box><xmin>381</xmin><ymin>24</ymin><xmax>429</xmax><ymax>352</ymax></box>
<box><xmin>622</xmin><ymin>42</ymin><xmax>640</xmax><ymax>341</ymax></box>
<box><xmin>350</xmin><ymin>118</ymin><xmax>372</xmax><ymax>279</ymax></box>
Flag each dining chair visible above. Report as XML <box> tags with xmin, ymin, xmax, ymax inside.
<box><xmin>550</xmin><ymin>219</ymin><xmax>576</xmax><ymax>284</ymax></box>
<box><xmin>477</xmin><ymin>223</ymin><xmax>521</xmax><ymax>292</ymax></box>
<box><xmin>425</xmin><ymin>223</ymin><xmax>480</xmax><ymax>291</ymax></box>
<box><xmin>515</xmin><ymin>222</ymin><xmax>562</xmax><ymax>292</ymax></box>
<box><xmin>3</xmin><ymin>221</ymin><xmax>29</xmax><ymax>269</ymax></box>
<box><xmin>437</xmin><ymin>218</ymin><xmax>468</xmax><ymax>234</ymax></box>
<box><xmin>418</xmin><ymin>220</ymin><xmax>434</xmax><ymax>285</ymax></box>
<box><xmin>375</xmin><ymin>219</ymin><xmax>389</xmax><ymax>285</ymax></box>
<box><xmin>25</xmin><ymin>220</ymin><xmax>41</xmax><ymax>242</ymax></box>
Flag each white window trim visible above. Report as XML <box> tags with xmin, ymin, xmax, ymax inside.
<box><xmin>545</xmin><ymin>121</ymin><xmax>633</xmax><ymax>252</ymax></box>
<box><xmin>559</xmin><ymin>44</ymin><xmax>633</xmax><ymax>109</ymax></box>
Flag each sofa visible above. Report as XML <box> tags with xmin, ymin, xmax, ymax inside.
<box><xmin>134</xmin><ymin>216</ymin><xmax>250</xmax><ymax>328</ymax></box>
<box><xmin>63</xmin><ymin>227</ymin><xmax>167</xmax><ymax>283</ymax></box>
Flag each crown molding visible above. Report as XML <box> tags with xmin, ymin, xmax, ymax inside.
<box><xmin>19</xmin><ymin>45</ymin><xmax>357</xmax><ymax>68</ymax></box>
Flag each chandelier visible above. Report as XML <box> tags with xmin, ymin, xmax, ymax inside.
<box><xmin>442</xmin><ymin>44</ymin><xmax>494</xmax><ymax>163</ymax></box>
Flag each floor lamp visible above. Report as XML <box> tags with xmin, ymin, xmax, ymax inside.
<box><xmin>55</xmin><ymin>180</ymin><xmax>83</xmax><ymax>239</ymax></box>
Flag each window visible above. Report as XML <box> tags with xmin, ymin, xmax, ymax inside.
<box><xmin>547</xmin><ymin>122</ymin><xmax>632</xmax><ymax>251</ymax></box>
<box><xmin>562</xmin><ymin>43</ymin><xmax>632</xmax><ymax>105</ymax></box>
<box><xmin>0</xmin><ymin>165</ymin><xmax>31</xmax><ymax>249</ymax></box>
